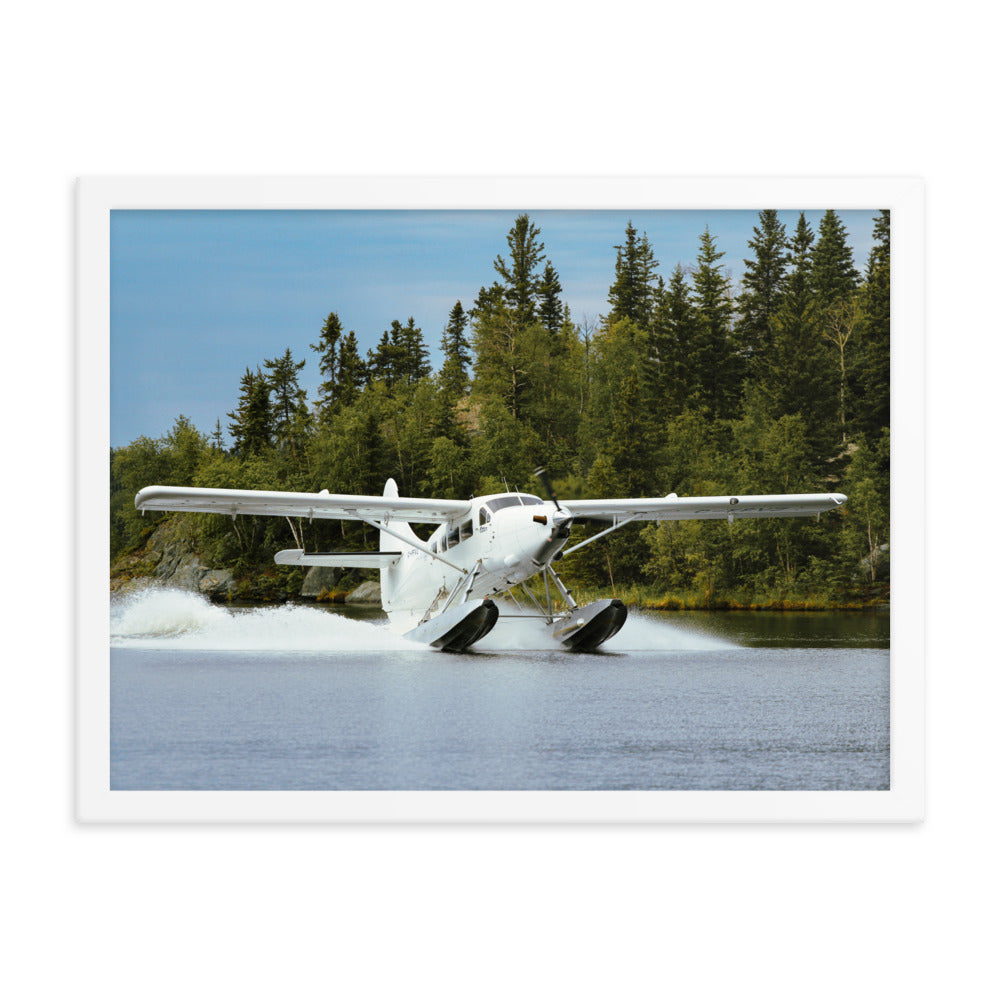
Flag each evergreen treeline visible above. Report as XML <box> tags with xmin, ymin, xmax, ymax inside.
<box><xmin>111</xmin><ymin>211</ymin><xmax>890</xmax><ymax>606</ymax></box>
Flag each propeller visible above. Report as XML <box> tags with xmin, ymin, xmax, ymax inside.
<box><xmin>534</xmin><ymin>466</ymin><xmax>612</xmax><ymax>528</ymax></box>
<box><xmin>531</xmin><ymin>467</ymin><xmax>574</xmax><ymax>565</ymax></box>
<box><xmin>534</xmin><ymin>467</ymin><xmax>563</xmax><ymax>511</ymax></box>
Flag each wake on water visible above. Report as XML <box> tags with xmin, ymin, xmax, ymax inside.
<box><xmin>110</xmin><ymin>586</ymin><xmax>423</xmax><ymax>652</ymax></box>
<box><xmin>110</xmin><ymin>585</ymin><xmax>732</xmax><ymax>653</ymax></box>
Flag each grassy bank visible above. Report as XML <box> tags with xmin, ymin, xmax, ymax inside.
<box><xmin>560</xmin><ymin>582</ymin><xmax>889</xmax><ymax>612</ymax></box>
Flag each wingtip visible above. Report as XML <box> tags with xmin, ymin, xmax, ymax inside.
<box><xmin>134</xmin><ymin>484</ymin><xmax>155</xmax><ymax>509</ymax></box>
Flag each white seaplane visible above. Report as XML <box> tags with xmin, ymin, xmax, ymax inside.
<box><xmin>135</xmin><ymin>472</ymin><xmax>846</xmax><ymax>653</ymax></box>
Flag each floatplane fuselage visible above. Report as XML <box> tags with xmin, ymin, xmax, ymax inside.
<box><xmin>135</xmin><ymin>474</ymin><xmax>847</xmax><ymax>653</ymax></box>
<box><xmin>276</xmin><ymin>481</ymin><xmax>621</xmax><ymax>652</ymax></box>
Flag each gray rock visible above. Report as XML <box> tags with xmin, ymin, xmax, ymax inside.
<box><xmin>141</xmin><ymin>518</ymin><xmax>233</xmax><ymax>596</ymax></box>
<box><xmin>346</xmin><ymin>580</ymin><xmax>382</xmax><ymax>604</ymax></box>
<box><xmin>199</xmin><ymin>569</ymin><xmax>234</xmax><ymax>599</ymax></box>
<box><xmin>301</xmin><ymin>566</ymin><xmax>342</xmax><ymax>597</ymax></box>
<box><xmin>159</xmin><ymin>552</ymin><xmax>204</xmax><ymax>590</ymax></box>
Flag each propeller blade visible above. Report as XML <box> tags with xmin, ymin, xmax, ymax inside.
<box><xmin>534</xmin><ymin>467</ymin><xmax>563</xmax><ymax>511</ymax></box>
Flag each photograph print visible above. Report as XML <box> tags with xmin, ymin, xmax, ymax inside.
<box><xmin>90</xmin><ymin>180</ymin><xmax>910</xmax><ymax>820</ymax></box>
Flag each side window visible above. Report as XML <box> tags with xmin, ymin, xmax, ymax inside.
<box><xmin>459</xmin><ymin>519</ymin><xmax>472</xmax><ymax>543</ymax></box>
<box><xmin>479</xmin><ymin>506</ymin><xmax>491</xmax><ymax>527</ymax></box>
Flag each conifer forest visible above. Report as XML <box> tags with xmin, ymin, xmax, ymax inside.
<box><xmin>110</xmin><ymin>210</ymin><xmax>890</xmax><ymax>608</ymax></box>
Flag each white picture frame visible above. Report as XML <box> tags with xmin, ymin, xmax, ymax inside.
<box><xmin>78</xmin><ymin>176</ymin><xmax>924</xmax><ymax>823</ymax></box>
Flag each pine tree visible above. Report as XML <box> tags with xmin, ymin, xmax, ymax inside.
<box><xmin>758</xmin><ymin>214</ymin><xmax>840</xmax><ymax>468</ymax></box>
<box><xmin>648</xmin><ymin>265</ymin><xmax>698</xmax><ymax>416</ymax></box>
<box><xmin>367</xmin><ymin>322</ymin><xmax>406</xmax><ymax>388</ymax></box>
<box><xmin>311</xmin><ymin>312</ymin><xmax>343</xmax><ymax>414</ymax></box>
<box><xmin>690</xmin><ymin>228</ymin><xmax>740</xmax><ymax>418</ymax></box>
<box><xmin>786</xmin><ymin>213</ymin><xmax>815</xmax><ymax>296</ymax></box>
<box><xmin>263</xmin><ymin>348</ymin><xmax>307</xmax><ymax>440</ymax></box>
<box><xmin>579</xmin><ymin>317</ymin><xmax>654</xmax><ymax>488</ymax></box>
<box><xmin>812</xmin><ymin>209</ymin><xmax>860</xmax><ymax>311</ymax></box>
<box><xmin>211</xmin><ymin>418</ymin><xmax>224</xmax><ymax>451</ymax></box>
<box><xmin>367</xmin><ymin>330</ymin><xmax>396</xmax><ymax>387</ymax></box>
<box><xmin>286</xmin><ymin>391</ymin><xmax>314</xmax><ymax>470</ymax></box>
<box><xmin>472</xmin><ymin>216</ymin><xmax>554</xmax><ymax>421</ymax></box>
<box><xmin>366</xmin><ymin>318</ymin><xmax>431</xmax><ymax>390</ymax></box>
<box><xmin>164</xmin><ymin>415</ymin><xmax>210</xmax><ymax>483</ymax></box>
<box><xmin>227</xmin><ymin>367</ymin><xmax>272</xmax><ymax>457</ymax></box>
<box><xmin>850</xmin><ymin>210</ymin><xmax>890</xmax><ymax>439</ymax></box>
<box><xmin>735</xmin><ymin>209</ymin><xmax>790</xmax><ymax>376</ymax></box>
<box><xmin>537</xmin><ymin>262</ymin><xmax>564</xmax><ymax>338</ymax></box>
<box><xmin>469</xmin><ymin>281</ymin><xmax>506</xmax><ymax>324</ymax></box>
<box><xmin>809</xmin><ymin>212</ymin><xmax>862</xmax><ymax>442</ymax></box>
<box><xmin>607</xmin><ymin>221</ymin><xmax>659</xmax><ymax>329</ymax></box>
<box><xmin>492</xmin><ymin>214</ymin><xmax>546</xmax><ymax>328</ymax></box>
<box><xmin>397</xmin><ymin>317</ymin><xmax>432</xmax><ymax>385</ymax></box>
<box><xmin>336</xmin><ymin>330</ymin><xmax>367</xmax><ymax>406</ymax></box>
<box><xmin>439</xmin><ymin>300</ymin><xmax>472</xmax><ymax>399</ymax></box>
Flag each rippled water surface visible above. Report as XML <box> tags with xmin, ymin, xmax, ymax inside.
<box><xmin>110</xmin><ymin>588</ymin><xmax>889</xmax><ymax>790</ymax></box>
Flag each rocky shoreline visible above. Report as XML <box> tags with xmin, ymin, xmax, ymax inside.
<box><xmin>110</xmin><ymin>517</ymin><xmax>382</xmax><ymax>604</ymax></box>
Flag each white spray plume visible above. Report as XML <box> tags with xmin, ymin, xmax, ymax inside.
<box><xmin>110</xmin><ymin>586</ymin><xmax>422</xmax><ymax>652</ymax></box>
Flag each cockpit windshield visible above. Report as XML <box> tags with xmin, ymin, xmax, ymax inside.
<box><xmin>485</xmin><ymin>494</ymin><xmax>544</xmax><ymax>513</ymax></box>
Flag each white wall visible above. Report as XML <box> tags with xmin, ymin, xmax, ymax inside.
<box><xmin>5</xmin><ymin>3</ymin><xmax>986</xmax><ymax>995</ymax></box>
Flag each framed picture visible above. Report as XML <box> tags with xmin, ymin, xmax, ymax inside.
<box><xmin>78</xmin><ymin>176</ymin><xmax>924</xmax><ymax>822</ymax></box>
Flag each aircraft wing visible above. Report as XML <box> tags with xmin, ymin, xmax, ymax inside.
<box><xmin>560</xmin><ymin>492</ymin><xmax>847</xmax><ymax>522</ymax></box>
<box><xmin>134</xmin><ymin>485</ymin><xmax>471</xmax><ymax>524</ymax></box>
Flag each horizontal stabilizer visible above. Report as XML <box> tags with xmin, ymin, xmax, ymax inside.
<box><xmin>274</xmin><ymin>549</ymin><xmax>400</xmax><ymax>569</ymax></box>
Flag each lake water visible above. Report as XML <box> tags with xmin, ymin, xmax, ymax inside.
<box><xmin>110</xmin><ymin>588</ymin><xmax>890</xmax><ymax>791</ymax></box>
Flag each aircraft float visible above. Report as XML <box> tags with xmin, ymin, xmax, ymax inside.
<box><xmin>135</xmin><ymin>472</ymin><xmax>846</xmax><ymax>653</ymax></box>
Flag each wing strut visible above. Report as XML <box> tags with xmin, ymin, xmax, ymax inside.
<box><xmin>546</xmin><ymin>565</ymin><xmax>578</xmax><ymax>610</ymax></box>
<box><xmin>440</xmin><ymin>560</ymin><xmax>484</xmax><ymax>615</ymax></box>
<box><xmin>560</xmin><ymin>514</ymin><xmax>640</xmax><ymax>558</ymax></box>
<box><xmin>346</xmin><ymin>510</ymin><xmax>468</xmax><ymax>574</ymax></box>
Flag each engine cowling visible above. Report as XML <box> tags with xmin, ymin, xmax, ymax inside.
<box><xmin>531</xmin><ymin>509</ymin><xmax>573</xmax><ymax>566</ymax></box>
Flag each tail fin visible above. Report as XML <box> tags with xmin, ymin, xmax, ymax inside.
<box><xmin>379</xmin><ymin>478</ymin><xmax>419</xmax><ymax>609</ymax></box>
<box><xmin>380</xmin><ymin>478</ymin><xmax>420</xmax><ymax>548</ymax></box>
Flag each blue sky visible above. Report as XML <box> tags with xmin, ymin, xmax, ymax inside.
<box><xmin>110</xmin><ymin>208</ymin><xmax>878</xmax><ymax>447</ymax></box>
